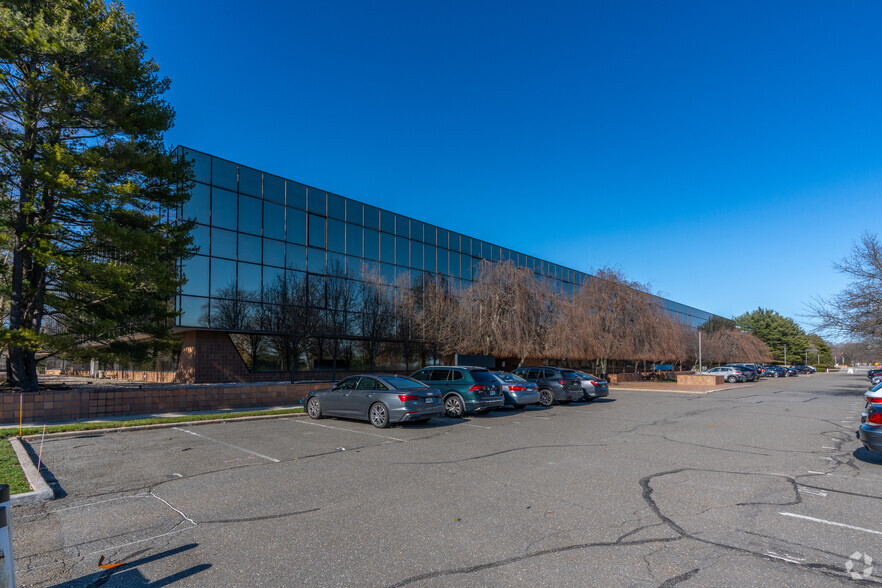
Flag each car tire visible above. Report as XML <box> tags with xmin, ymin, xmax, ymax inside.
<box><xmin>538</xmin><ymin>389</ymin><xmax>554</xmax><ymax>407</ymax></box>
<box><xmin>369</xmin><ymin>402</ymin><xmax>390</xmax><ymax>428</ymax></box>
<box><xmin>727</xmin><ymin>376</ymin><xmax>736</xmax><ymax>383</ymax></box>
<box><xmin>306</xmin><ymin>397</ymin><xmax>322</xmax><ymax>419</ymax></box>
<box><xmin>444</xmin><ymin>395</ymin><xmax>465</xmax><ymax>418</ymax></box>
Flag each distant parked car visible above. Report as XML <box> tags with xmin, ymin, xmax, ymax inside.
<box><xmin>409</xmin><ymin>366</ymin><xmax>505</xmax><ymax>417</ymax></box>
<box><xmin>303</xmin><ymin>374</ymin><xmax>445</xmax><ymax>428</ymax></box>
<box><xmin>510</xmin><ymin>366</ymin><xmax>583</xmax><ymax>406</ymax></box>
<box><xmin>867</xmin><ymin>368</ymin><xmax>882</xmax><ymax>381</ymax></box>
<box><xmin>763</xmin><ymin>365</ymin><xmax>788</xmax><ymax>378</ymax></box>
<box><xmin>700</xmin><ymin>366</ymin><xmax>744</xmax><ymax>383</ymax></box>
<box><xmin>573</xmin><ymin>371</ymin><xmax>610</xmax><ymax>401</ymax></box>
<box><xmin>490</xmin><ymin>372</ymin><xmax>541</xmax><ymax>408</ymax></box>
<box><xmin>727</xmin><ymin>364</ymin><xmax>757</xmax><ymax>382</ymax></box>
<box><xmin>790</xmin><ymin>364</ymin><xmax>814</xmax><ymax>374</ymax></box>
<box><xmin>858</xmin><ymin>381</ymin><xmax>882</xmax><ymax>453</ymax></box>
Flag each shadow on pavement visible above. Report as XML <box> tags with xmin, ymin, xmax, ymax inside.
<box><xmin>853</xmin><ymin>447</ymin><xmax>882</xmax><ymax>466</ymax></box>
<box><xmin>52</xmin><ymin>543</ymin><xmax>209</xmax><ymax>587</ymax></box>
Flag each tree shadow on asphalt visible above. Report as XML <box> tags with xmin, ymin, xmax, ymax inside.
<box><xmin>22</xmin><ymin>437</ymin><xmax>67</xmax><ymax>499</ymax></box>
<box><xmin>51</xmin><ymin>543</ymin><xmax>210</xmax><ymax>587</ymax></box>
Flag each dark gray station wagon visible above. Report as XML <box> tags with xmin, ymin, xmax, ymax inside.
<box><xmin>410</xmin><ymin>366</ymin><xmax>504</xmax><ymax>417</ymax></box>
<box><xmin>510</xmin><ymin>366</ymin><xmax>583</xmax><ymax>406</ymax></box>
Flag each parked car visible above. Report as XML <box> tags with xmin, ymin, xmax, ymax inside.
<box><xmin>858</xmin><ymin>381</ymin><xmax>882</xmax><ymax>452</ymax></box>
<box><xmin>700</xmin><ymin>366</ymin><xmax>745</xmax><ymax>383</ymax></box>
<box><xmin>573</xmin><ymin>371</ymin><xmax>610</xmax><ymax>401</ymax></box>
<box><xmin>510</xmin><ymin>366</ymin><xmax>583</xmax><ymax>406</ymax></box>
<box><xmin>867</xmin><ymin>368</ymin><xmax>882</xmax><ymax>381</ymax></box>
<box><xmin>726</xmin><ymin>364</ymin><xmax>757</xmax><ymax>382</ymax></box>
<box><xmin>781</xmin><ymin>366</ymin><xmax>799</xmax><ymax>377</ymax></box>
<box><xmin>303</xmin><ymin>374</ymin><xmax>445</xmax><ymax>428</ymax></box>
<box><xmin>409</xmin><ymin>366</ymin><xmax>505</xmax><ymax>417</ymax></box>
<box><xmin>790</xmin><ymin>364</ymin><xmax>814</xmax><ymax>374</ymax></box>
<box><xmin>490</xmin><ymin>372</ymin><xmax>541</xmax><ymax>408</ymax></box>
<box><xmin>763</xmin><ymin>365</ymin><xmax>788</xmax><ymax>378</ymax></box>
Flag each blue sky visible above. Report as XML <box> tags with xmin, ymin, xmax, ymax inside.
<box><xmin>128</xmin><ymin>0</ymin><xmax>882</xmax><ymax>331</ymax></box>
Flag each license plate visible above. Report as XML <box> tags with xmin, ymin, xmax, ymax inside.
<box><xmin>425</xmin><ymin>398</ymin><xmax>435</xmax><ymax>403</ymax></box>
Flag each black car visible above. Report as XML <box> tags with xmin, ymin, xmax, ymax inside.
<box><xmin>763</xmin><ymin>365</ymin><xmax>788</xmax><ymax>378</ymax></box>
<box><xmin>868</xmin><ymin>368</ymin><xmax>882</xmax><ymax>381</ymax></box>
<box><xmin>727</xmin><ymin>364</ymin><xmax>758</xmax><ymax>382</ymax></box>
<box><xmin>510</xmin><ymin>366</ymin><xmax>583</xmax><ymax>407</ymax></box>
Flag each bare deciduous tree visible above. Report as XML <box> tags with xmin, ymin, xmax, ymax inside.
<box><xmin>359</xmin><ymin>268</ymin><xmax>395</xmax><ymax>371</ymax></box>
<box><xmin>263</xmin><ymin>271</ymin><xmax>318</xmax><ymax>380</ymax></box>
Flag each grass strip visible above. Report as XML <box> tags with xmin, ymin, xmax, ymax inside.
<box><xmin>0</xmin><ymin>406</ymin><xmax>304</xmax><ymax>441</ymax></box>
<box><xmin>1</xmin><ymin>438</ymin><xmax>31</xmax><ymax>494</ymax></box>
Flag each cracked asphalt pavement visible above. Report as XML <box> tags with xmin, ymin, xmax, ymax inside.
<box><xmin>10</xmin><ymin>370</ymin><xmax>882</xmax><ymax>586</ymax></box>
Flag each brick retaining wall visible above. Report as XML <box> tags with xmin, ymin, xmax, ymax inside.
<box><xmin>0</xmin><ymin>381</ymin><xmax>330</xmax><ymax>425</ymax></box>
<box><xmin>676</xmin><ymin>375</ymin><xmax>725</xmax><ymax>385</ymax></box>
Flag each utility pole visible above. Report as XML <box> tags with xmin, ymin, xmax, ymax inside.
<box><xmin>698</xmin><ymin>330</ymin><xmax>702</xmax><ymax>372</ymax></box>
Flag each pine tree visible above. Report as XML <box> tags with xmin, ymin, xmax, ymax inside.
<box><xmin>0</xmin><ymin>0</ymin><xmax>193</xmax><ymax>390</ymax></box>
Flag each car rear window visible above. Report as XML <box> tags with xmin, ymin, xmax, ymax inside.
<box><xmin>493</xmin><ymin>372</ymin><xmax>525</xmax><ymax>383</ymax></box>
<box><xmin>470</xmin><ymin>370</ymin><xmax>496</xmax><ymax>383</ymax></box>
<box><xmin>560</xmin><ymin>371</ymin><xmax>579</xmax><ymax>379</ymax></box>
<box><xmin>383</xmin><ymin>376</ymin><xmax>427</xmax><ymax>389</ymax></box>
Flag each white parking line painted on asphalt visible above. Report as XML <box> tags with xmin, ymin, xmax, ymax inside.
<box><xmin>764</xmin><ymin>551</ymin><xmax>805</xmax><ymax>564</ymax></box>
<box><xmin>780</xmin><ymin>512</ymin><xmax>882</xmax><ymax>536</ymax></box>
<box><xmin>797</xmin><ymin>487</ymin><xmax>827</xmax><ymax>497</ymax></box>
<box><xmin>463</xmin><ymin>423</ymin><xmax>492</xmax><ymax>430</ymax></box>
<box><xmin>289</xmin><ymin>419</ymin><xmax>405</xmax><ymax>442</ymax></box>
<box><xmin>173</xmin><ymin>427</ymin><xmax>280</xmax><ymax>462</ymax></box>
<box><xmin>823</xmin><ymin>446</ymin><xmax>836</xmax><ymax>449</ymax></box>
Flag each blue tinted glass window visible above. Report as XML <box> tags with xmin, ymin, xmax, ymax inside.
<box><xmin>210</xmin><ymin>257</ymin><xmax>237</xmax><ymax>296</ymax></box>
<box><xmin>345</xmin><ymin>223</ymin><xmax>363</xmax><ymax>257</ymax></box>
<box><xmin>308</xmin><ymin>188</ymin><xmax>326</xmax><ymax>215</ymax></box>
<box><xmin>396</xmin><ymin>237</ymin><xmax>409</xmax><ymax>266</ymax></box>
<box><xmin>424</xmin><ymin>225</ymin><xmax>436</xmax><ymax>246</ymax></box>
<box><xmin>395</xmin><ymin>215</ymin><xmax>409</xmax><ymax>237</ymax></box>
<box><xmin>179</xmin><ymin>295</ymin><xmax>209</xmax><ymax>327</ymax></box>
<box><xmin>239</xmin><ymin>166</ymin><xmax>261</xmax><ymax>197</ymax></box>
<box><xmin>262</xmin><ymin>266</ymin><xmax>283</xmax><ymax>296</ymax></box>
<box><xmin>438</xmin><ymin>249</ymin><xmax>448</xmax><ymax>276</ymax></box>
<box><xmin>347</xmin><ymin>256</ymin><xmax>363</xmax><ymax>278</ymax></box>
<box><xmin>183</xmin><ymin>182</ymin><xmax>210</xmax><ymax>225</ymax></box>
<box><xmin>183</xmin><ymin>149</ymin><xmax>211</xmax><ymax>184</ymax></box>
<box><xmin>364</xmin><ymin>205</ymin><xmax>379</xmax><ymax>229</ymax></box>
<box><xmin>328</xmin><ymin>194</ymin><xmax>345</xmax><ymax>220</ymax></box>
<box><xmin>238</xmin><ymin>262</ymin><xmax>262</xmax><ymax>296</ymax></box>
<box><xmin>263</xmin><ymin>238</ymin><xmax>285</xmax><ymax>267</ymax></box>
<box><xmin>181</xmin><ymin>255</ymin><xmax>209</xmax><ymax>296</ymax></box>
<box><xmin>346</xmin><ymin>200</ymin><xmax>362</xmax><ymax>224</ymax></box>
<box><xmin>191</xmin><ymin>224</ymin><xmax>209</xmax><ymax>256</ymax></box>
<box><xmin>425</xmin><ymin>245</ymin><xmax>436</xmax><ymax>272</ymax></box>
<box><xmin>264</xmin><ymin>174</ymin><xmax>285</xmax><ymax>204</ymax></box>
<box><xmin>437</xmin><ymin>229</ymin><xmax>449</xmax><ymax>250</ymax></box>
<box><xmin>380</xmin><ymin>210</ymin><xmax>395</xmax><ymax>234</ymax></box>
<box><xmin>211</xmin><ymin>158</ymin><xmax>237</xmax><ymax>191</ymax></box>
<box><xmin>411</xmin><ymin>220</ymin><xmax>423</xmax><ymax>242</ymax></box>
<box><xmin>451</xmin><ymin>233</ymin><xmax>462</xmax><ymax>253</ymax></box>
<box><xmin>410</xmin><ymin>242</ymin><xmax>423</xmax><ymax>270</ymax></box>
<box><xmin>327</xmin><ymin>219</ymin><xmax>345</xmax><ymax>253</ymax></box>
<box><xmin>287</xmin><ymin>208</ymin><xmax>306</xmax><ymax>245</ymax></box>
<box><xmin>364</xmin><ymin>228</ymin><xmax>379</xmax><ymax>260</ymax></box>
<box><xmin>395</xmin><ymin>266</ymin><xmax>410</xmax><ymax>284</ymax></box>
<box><xmin>239</xmin><ymin>195</ymin><xmax>262</xmax><ymax>235</ymax></box>
<box><xmin>471</xmin><ymin>239</ymin><xmax>481</xmax><ymax>257</ymax></box>
<box><xmin>287</xmin><ymin>181</ymin><xmax>306</xmax><ymax>209</ymax></box>
<box><xmin>380</xmin><ymin>232</ymin><xmax>395</xmax><ymax>264</ymax></box>
<box><xmin>308</xmin><ymin>215</ymin><xmax>325</xmax><ymax>248</ymax></box>
<box><xmin>328</xmin><ymin>252</ymin><xmax>345</xmax><ymax>273</ymax></box>
<box><xmin>263</xmin><ymin>202</ymin><xmax>284</xmax><ymax>240</ymax></box>
<box><xmin>286</xmin><ymin>244</ymin><xmax>306</xmax><ymax>271</ymax></box>
<box><xmin>308</xmin><ymin>248</ymin><xmax>326</xmax><ymax>273</ymax></box>
<box><xmin>381</xmin><ymin>263</ymin><xmax>395</xmax><ymax>284</ymax></box>
<box><xmin>238</xmin><ymin>233</ymin><xmax>261</xmax><ymax>264</ymax></box>
<box><xmin>211</xmin><ymin>227</ymin><xmax>237</xmax><ymax>259</ymax></box>
<box><xmin>211</xmin><ymin>188</ymin><xmax>237</xmax><ymax>230</ymax></box>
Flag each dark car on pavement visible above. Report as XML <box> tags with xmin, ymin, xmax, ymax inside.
<box><xmin>763</xmin><ymin>365</ymin><xmax>788</xmax><ymax>378</ymax></box>
<box><xmin>727</xmin><ymin>364</ymin><xmax>758</xmax><ymax>382</ymax></box>
<box><xmin>858</xmin><ymin>381</ymin><xmax>882</xmax><ymax>452</ymax></box>
<box><xmin>573</xmin><ymin>371</ymin><xmax>609</xmax><ymax>401</ymax></box>
<box><xmin>490</xmin><ymin>372</ymin><xmax>541</xmax><ymax>408</ymax></box>
<box><xmin>510</xmin><ymin>366</ymin><xmax>583</xmax><ymax>407</ymax></box>
<box><xmin>868</xmin><ymin>368</ymin><xmax>882</xmax><ymax>381</ymax></box>
<box><xmin>409</xmin><ymin>366</ymin><xmax>505</xmax><ymax>417</ymax></box>
<box><xmin>304</xmin><ymin>374</ymin><xmax>445</xmax><ymax>428</ymax></box>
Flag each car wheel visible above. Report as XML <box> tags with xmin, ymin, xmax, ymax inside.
<box><xmin>444</xmin><ymin>395</ymin><xmax>465</xmax><ymax>418</ymax></box>
<box><xmin>369</xmin><ymin>402</ymin><xmax>390</xmax><ymax>428</ymax></box>
<box><xmin>306</xmin><ymin>397</ymin><xmax>322</xmax><ymax>419</ymax></box>
<box><xmin>727</xmin><ymin>376</ymin><xmax>736</xmax><ymax>383</ymax></box>
<box><xmin>538</xmin><ymin>389</ymin><xmax>554</xmax><ymax>407</ymax></box>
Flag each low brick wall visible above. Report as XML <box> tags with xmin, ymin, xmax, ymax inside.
<box><xmin>608</xmin><ymin>373</ymin><xmax>643</xmax><ymax>383</ymax></box>
<box><xmin>0</xmin><ymin>381</ymin><xmax>330</xmax><ymax>425</ymax></box>
<box><xmin>676</xmin><ymin>375</ymin><xmax>725</xmax><ymax>386</ymax></box>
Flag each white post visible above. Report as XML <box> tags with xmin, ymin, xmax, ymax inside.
<box><xmin>0</xmin><ymin>484</ymin><xmax>14</xmax><ymax>588</ymax></box>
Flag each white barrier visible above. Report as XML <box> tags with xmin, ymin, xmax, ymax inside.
<box><xmin>0</xmin><ymin>484</ymin><xmax>14</xmax><ymax>588</ymax></box>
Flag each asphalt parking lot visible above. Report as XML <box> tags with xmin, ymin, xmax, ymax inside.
<box><xmin>10</xmin><ymin>370</ymin><xmax>882</xmax><ymax>586</ymax></box>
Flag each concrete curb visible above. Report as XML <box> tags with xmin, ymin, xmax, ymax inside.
<box><xmin>8</xmin><ymin>437</ymin><xmax>54</xmax><ymax>506</ymax></box>
<box><xmin>21</xmin><ymin>407</ymin><xmax>309</xmax><ymax>441</ymax></box>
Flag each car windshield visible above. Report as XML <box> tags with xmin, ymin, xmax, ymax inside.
<box><xmin>382</xmin><ymin>376</ymin><xmax>428</xmax><ymax>389</ymax></box>
<box><xmin>493</xmin><ymin>372</ymin><xmax>525</xmax><ymax>383</ymax></box>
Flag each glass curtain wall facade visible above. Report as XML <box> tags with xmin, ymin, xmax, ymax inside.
<box><xmin>175</xmin><ymin>147</ymin><xmax>717</xmax><ymax>371</ymax></box>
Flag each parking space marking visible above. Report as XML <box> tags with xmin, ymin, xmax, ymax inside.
<box><xmin>463</xmin><ymin>423</ymin><xmax>492</xmax><ymax>430</ymax></box>
<box><xmin>290</xmin><ymin>419</ymin><xmax>405</xmax><ymax>442</ymax></box>
<box><xmin>764</xmin><ymin>551</ymin><xmax>805</xmax><ymax>564</ymax></box>
<box><xmin>797</xmin><ymin>487</ymin><xmax>827</xmax><ymax>497</ymax></box>
<box><xmin>173</xmin><ymin>427</ymin><xmax>280</xmax><ymax>462</ymax></box>
<box><xmin>780</xmin><ymin>512</ymin><xmax>882</xmax><ymax>536</ymax></box>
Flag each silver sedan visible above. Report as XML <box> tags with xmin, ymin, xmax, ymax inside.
<box><xmin>303</xmin><ymin>375</ymin><xmax>445</xmax><ymax>428</ymax></box>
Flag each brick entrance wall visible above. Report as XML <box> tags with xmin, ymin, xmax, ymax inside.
<box><xmin>0</xmin><ymin>381</ymin><xmax>329</xmax><ymax>425</ymax></box>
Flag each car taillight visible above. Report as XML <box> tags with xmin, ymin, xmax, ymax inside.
<box><xmin>559</xmin><ymin>380</ymin><xmax>567</xmax><ymax>385</ymax></box>
<box><xmin>868</xmin><ymin>412</ymin><xmax>882</xmax><ymax>426</ymax></box>
<box><xmin>397</xmin><ymin>394</ymin><xmax>421</xmax><ymax>402</ymax></box>
<box><xmin>468</xmin><ymin>385</ymin><xmax>484</xmax><ymax>392</ymax></box>
<box><xmin>509</xmin><ymin>386</ymin><xmax>525</xmax><ymax>391</ymax></box>
<box><xmin>868</xmin><ymin>397</ymin><xmax>882</xmax><ymax>404</ymax></box>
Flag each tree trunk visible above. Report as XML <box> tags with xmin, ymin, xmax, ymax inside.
<box><xmin>8</xmin><ymin>347</ymin><xmax>39</xmax><ymax>392</ymax></box>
